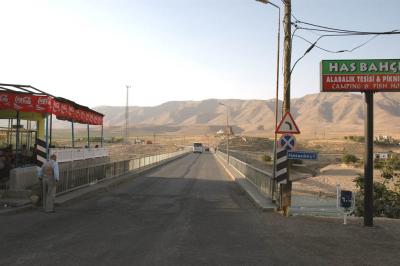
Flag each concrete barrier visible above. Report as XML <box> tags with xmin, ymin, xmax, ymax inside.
<box><xmin>9</xmin><ymin>166</ymin><xmax>40</xmax><ymax>191</ymax></box>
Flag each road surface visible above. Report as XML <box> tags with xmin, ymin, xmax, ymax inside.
<box><xmin>0</xmin><ymin>153</ymin><xmax>399</xmax><ymax>265</ymax></box>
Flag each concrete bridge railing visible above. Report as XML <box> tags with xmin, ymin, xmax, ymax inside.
<box><xmin>216</xmin><ymin>150</ymin><xmax>275</xmax><ymax>198</ymax></box>
<box><xmin>56</xmin><ymin>149</ymin><xmax>189</xmax><ymax>195</ymax></box>
<box><xmin>50</xmin><ymin>147</ymin><xmax>109</xmax><ymax>163</ymax></box>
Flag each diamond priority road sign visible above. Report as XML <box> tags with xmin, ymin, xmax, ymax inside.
<box><xmin>320</xmin><ymin>59</ymin><xmax>400</xmax><ymax>92</ymax></box>
<box><xmin>279</xmin><ymin>133</ymin><xmax>296</xmax><ymax>151</ymax></box>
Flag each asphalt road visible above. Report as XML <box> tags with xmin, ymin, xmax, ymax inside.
<box><xmin>1</xmin><ymin>153</ymin><xmax>399</xmax><ymax>266</ymax></box>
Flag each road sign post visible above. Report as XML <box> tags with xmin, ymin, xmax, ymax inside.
<box><xmin>276</xmin><ymin>148</ymin><xmax>288</xmax><ymax>211</ymax></box>
<box><xmin>337</xmin><ymin>186</ymin><xmax>355</xmax><ymax>225</ymax></box>
<box><xmin>275</xmin><ymin>109</ymin><xmax>300</xmax><ymax>215</ymax></box>
<box><xmin>276</xmin><ymin>148</ymin><xmax>288</xmax><ymax>183</ymax></box>
<box><xmin>320</xmin><ymin>59</ymin><xmax>400</xmax><ymax>227</ymax></box>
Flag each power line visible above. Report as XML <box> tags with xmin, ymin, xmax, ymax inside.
<box><xmin>295</xmin><ymin>26</ymin><xmax>400</xmax><ymax>35</ymax></box>
<box><xmin>288</xmin><ymin>24</ymin><xmax>399</xmax><ymax>73</ymax></box>
<box><xmin>288</xmin><ymin>30</ymin><xmax>396</xmax><ymax>86</ymax></box>
<box><xmin>279</xmin><ymin>8</ymin><xmax>400</xmax><ymax>104</ymax></box>
<box><xmin>293</xmin><ymin>34</ymin><xmax>380</xmax><ymax>54</ymax></box>
<box><xmin>290</xmin><ymin>15</ymin><xmax>400</xmax><ymax>35</ymax></box>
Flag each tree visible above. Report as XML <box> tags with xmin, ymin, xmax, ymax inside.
<box><xmin>262</xmin><ymin>154</ymin><xmax>271</xmax><ymax>162</ymax></box>
<box><xmin>342</xmin><ymin>153</ymin><xmax>358</xmax><ymax>164</ymax></box>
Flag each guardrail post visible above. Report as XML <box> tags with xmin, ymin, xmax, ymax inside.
<box><xmin>65</xmin><ymin>169</ymin><xmax>69</xmax><ymax>191</ymax></box>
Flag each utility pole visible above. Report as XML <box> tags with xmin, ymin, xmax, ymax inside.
<box><xmin>281</xmin><ymin>0</ymin><xmax>292</xmax><ymax>216</ymax></box>
<box><xmin>125</xmin><ymin>85</ymin><xmax>130</xmax><ymax>143</ymax></box>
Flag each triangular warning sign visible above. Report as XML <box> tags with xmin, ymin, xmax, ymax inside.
<box><xmin>275</xmin><ymin>111</ymin><xmax>300</xmax><ymax>134</ymax></box>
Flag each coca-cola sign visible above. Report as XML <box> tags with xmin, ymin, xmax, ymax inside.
<box><xmin>61</xmin><ymin>103</ymin><xmax>68</xmax><ymax>114</ymax></box>
<box><xmin>37</xmin><ymin>97</ymin><xmax>49</xmax><ymax>105</ymax></box>
<box><xmin>15</xmin><ymin>95</ymin><xmax>32</xmax><ymax>105</ymax></box>
<box><xmin>0</xmin><ymin>94</ymin><xmax>9</xmax><ymax>104</ymax></box>
<box><xmin>0</xmin><ymin>92</ymin><xmax>103</xmax><ymax>125</ymax></box>
<box><xmin>52</xmin><ymin>101</ymin><xmax>60</xmax><ymax>112</ymax></box>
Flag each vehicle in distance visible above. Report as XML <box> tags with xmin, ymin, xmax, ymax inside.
<box><xmin>204</xmin><ymin>146</ymin><xmax>210</xmax><ymax>152</ymax></box>
<box><xmin>193</xmin><ymin>143</ymin><xmax>203</xmax><ymax>153</ymax></box>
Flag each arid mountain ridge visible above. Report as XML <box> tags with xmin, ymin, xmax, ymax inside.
<box><xmin>81</xmin><ymin>92</ymin><xmax>400</xmax><ymax>137</ymax></box>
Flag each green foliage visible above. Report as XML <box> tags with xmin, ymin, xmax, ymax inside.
<box><xmin>261</xmin><ymin>154</ymin><xmax>272</xmax><ymax>162</ymax></box>
<box><xmin>374</xmin><ymin>158</ymin><xmax>384</xmax><ymax>169</ymax></box>
<box><xmin>107</xmin><ymin>137</ymin><xmax>124</xmax><ymax>143</ymax></box>
<box><xmin>387</xmin><ymin>154</ymin><xmax>400</xmax><ymax>170</ymax></box>
<box><xmin>375</xmin><ymin>154</ymin><xmax>400</xmax><ymax>177</ymax></box>
<box><xmin>89</xmin><ymin>137</ymin><xmax>104</xmax><ymax>142</ymax></box>
<box><xmin>342</xmin><ymin>153</ymin><xmax>358</xmax><ymax>164</ymax></box>
<box><xmin>345</xmin><ymin>135</ymin><xmax>365</xmax><ymax>143</ymax></box>
<box><xmin>380</xmin><ymin>162</ymin><xmax>397</xmax><ymax>180</ymax></box>
<box><xmin>77</xmin><ymin>136</ymin><xmax>105</xmax><ymax>142</ymax></box>
<box><xmin>354</xmin><ymin>175</ymin><xmax>400</xmax><ymax>218</ymax></box>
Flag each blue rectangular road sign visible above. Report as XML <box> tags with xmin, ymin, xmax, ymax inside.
<box><xmin>340</xmin><ymin>190</ymin><xmax>353</xmax><ymax>209</ymax></box>
<box><xmin>287</xmin><ymin>150</ymin><xmax>318</xmax><ymax>160</ymax></box>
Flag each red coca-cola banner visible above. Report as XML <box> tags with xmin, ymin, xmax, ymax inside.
<box><xmin>0</xmin><ymin>92</ymin><xmax>103</xmax><ymax>125</ymax></box>
<box><xmin>53</xmin><ymin>99</ymin><xmax>103</xmax><ymax>125</ymax></box>
<box><xmin>0</xmin><ymin>92</ymin><xmax>53</xmax><ymax>114</ymax></box>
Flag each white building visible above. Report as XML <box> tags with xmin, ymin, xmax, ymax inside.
<box><xmin>374</xmin><ymin>152</ymin><xmax>390</xmax><ymax>160</ymax></box>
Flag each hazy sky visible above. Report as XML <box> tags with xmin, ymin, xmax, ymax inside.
<box><xmin>1</xmin><ymin>0</ymin><xmax>399</xmax><ymax>107</ymax></box>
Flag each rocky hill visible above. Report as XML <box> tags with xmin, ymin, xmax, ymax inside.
<box><xmin>58</xmin><ymin>92</ymin><xmax>400</xmax><ymax>138</ymax></box>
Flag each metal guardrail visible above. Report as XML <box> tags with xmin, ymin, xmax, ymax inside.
<box><xmin>56</xmin><ymin>149</ymin><xmax>189</xmax><ymax>195</ymax></box>
<box><xmin>216</xmin><ymin>150</ymin><xmax>275</xmax><ymax>198</ymax></box>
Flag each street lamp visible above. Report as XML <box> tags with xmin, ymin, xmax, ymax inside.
<box><xmin>219</xmin><ymin>102</ymin><xmax>230</xmax><ymax>164</ymax></box>
<box><xmin>256</xmin><ymin>0</ymin><xmax>281</xmax><ymax>201</ymax></box>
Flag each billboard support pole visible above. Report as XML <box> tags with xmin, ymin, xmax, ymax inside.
<box><xmin>364</xmin><ymin>92</ymin><xmax>374</xmax><ymax>227</ymax></box>
<box><xmin>71</xmin><ymin>120</ymin><xmax>75</xmax><ymax>148</ymax></box>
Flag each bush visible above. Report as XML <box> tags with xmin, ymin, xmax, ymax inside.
<box><xmin>374</xmin><ymin>159</ymin><xmax>384</xmax><ymax>169</ymax></box>
<box><xmin>375</xmin><ymin>154</ymin><xmax>400</xmax><ymax>173</ymax></box>
<box><xmin>354</xmin><ymin>175</ymin><xmax>400</xmax><ymax>218</ymax></box>
<box><xmin>342</xmin><ymin>153</ymin><xmax>358</xmax><ymax>164</ymax></box>
<box><xmin>380</xmin><ymin>162</ymin><xmax>396</xmax><ymax>180</ymax></box>
<box><xmin>387</xmin><ymin>154</ymin><xmax>400</xmax><ymax>170</ymax></box>
<box><xmin>107</xmin><ymin>137</ymin><xmax>124</xmax><ymax>143</ymax></box>
<box><xmin>261</xmin><ymin>154</ymin><xmax>272</xmax><ymax>162</ymax></box>
<box><xmin>347</xmin><ymin>135</ymin><xmax>365</xmax><ymax>142</ymax></box>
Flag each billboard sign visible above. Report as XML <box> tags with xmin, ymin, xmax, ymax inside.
<box><xmin>321</xmin><ymin>59</ymin><xmax>400</xmax><ymax>92</ymax></box>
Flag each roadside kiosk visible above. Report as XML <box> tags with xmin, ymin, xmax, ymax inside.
<box><xmin>0</xmin><ymin>83</ymin><xmax>105</xmax><ymax>191</ymax></box>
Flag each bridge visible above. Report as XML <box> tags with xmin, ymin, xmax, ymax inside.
<box><xmin>0</xmin><ymin>151</ymin><xmax>398</xmax><ymax>265</ymax></box>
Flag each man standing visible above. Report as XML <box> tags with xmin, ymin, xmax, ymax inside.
<box><xmin>40</xmin><ymin>154</ymin><xmax>59</xmax><ymax>213</ymax></box>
